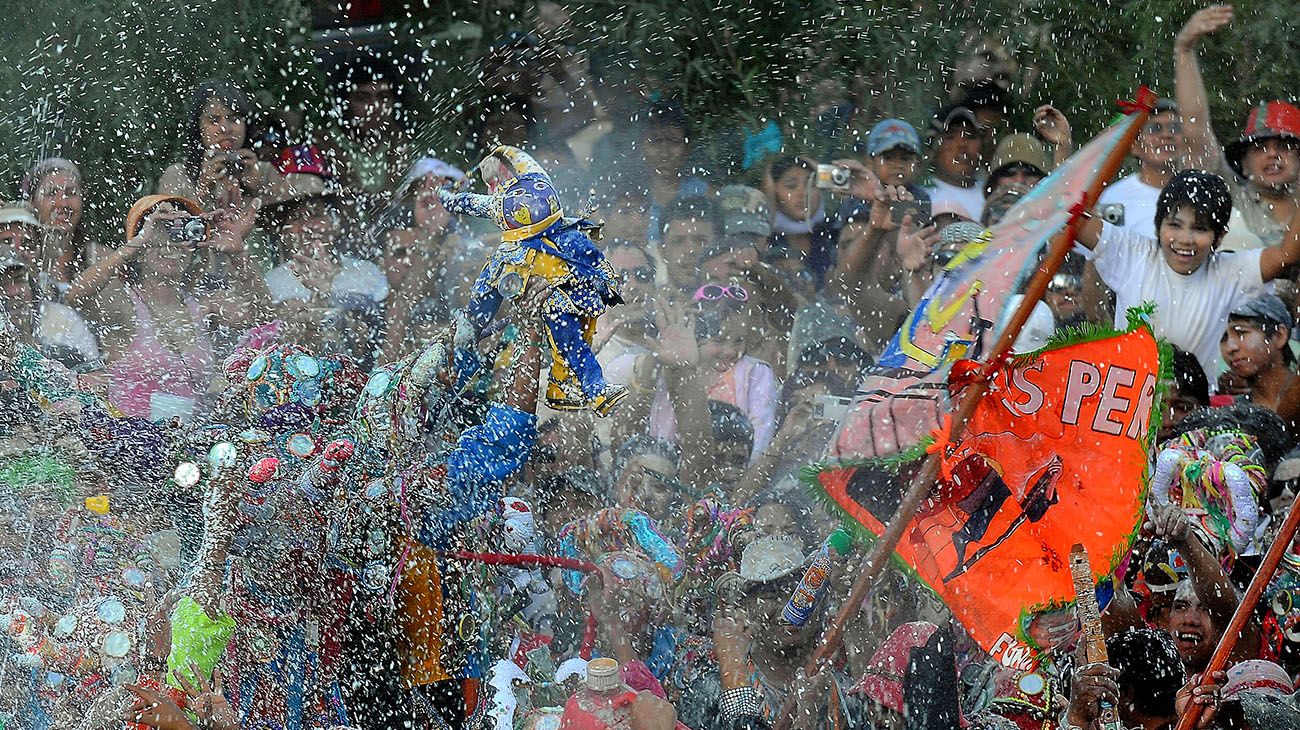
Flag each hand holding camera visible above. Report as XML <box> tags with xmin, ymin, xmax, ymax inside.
<box><xmin>814</xmin><ymin>163</ymin><xmax>853</xmax><ymax>193</ymax></box>
<box><xmin>235</xmin><ymin>148</ymin><xmax>265</xmax><ymax>193</ymax></box>
<box><xmin>197</xmin><ymin>148</ymin><xmax>257</xmax><ymax>202</ymax></box>
<box><xmin>124</xmin><ymin>207</ymin><xmax>202</xmax><ymax>256</ymax></box>
<box><xmin>831</xmin><ymin>158</ymin><xmax>879</xmax><ymax>202</ymax></box>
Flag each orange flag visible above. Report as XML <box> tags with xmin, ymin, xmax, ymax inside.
<box><xmin>812</xmin><ymin>318</ymin><xmax>1163</xmax><ymax>669</ymax></box>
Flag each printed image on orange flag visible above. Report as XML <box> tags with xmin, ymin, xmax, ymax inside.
<box><xmin>831</xmin><ymin>96</ymin><xmax>1152</xmax><ymax>462</ymax></box>
<box><xmin>809</xmin><ymin>319</ymin><xmax>1164</xmax><ymax>670</ymax></box>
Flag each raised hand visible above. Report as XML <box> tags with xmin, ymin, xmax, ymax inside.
<box><xmin>1175</xmin><ymin>5</ymin><xmax>1233</xmax><ymax>52</ymax></box>
<box><xmin>204</xmin><ymin>200</ymin><xmax>260</xmax><ymax>254</ymax></box>
<box><xmin>652</xmin><ymin>295</ymin><xmax>699</xmax><ymax>369</ymax></box>
<box><xmin>120</xmin><ymin>684</ymin><xmax>195</xmax><ymax>730</ymax></box>
<box><xmin>1145</xmin><ymin>500</ymin><xmax>1193</xmax><ymax>547</ymax></box>
<box><xmin>868</xmin><ymin>184</ymin><xmax>912</xmax><ymax>233</ymax></box>
<box><xmin>1065</xmin><ymin>662</ymin><xmax>1121</xmax><ymax>728</ymax></box>
<box><xmin>1033</xmin><ymin>105</ymin><xmax>1072</xmax><ymax>148</ymax></box>
<box><xmin>895</xmin><ymin>214</ymin><xmax>941</xmax><ymax>272</ymax></box>
<box><xmin>832</xmin><ymin>158</ymin><xmax>879</xmax><ymax>203</ymax></box>
<box><xmin>141</xmin><ymin>590</ymin><xmax>183</xmax><ymax>675</ymax></box>
<box><xmin>713</xmin><ymin>610</ymin><xmax>753</xmax><ymax>688</ymax></box>
<box><xmin>126</xmin><ymin>207</ymin><xmax>192</xmax><ymax>257</ymax></box>
<box><xmin>237</xmin><ymin>148</ymin><xmax>265</xmax><ymax>193</ymax></box>
<box><xmin>172</xmin><ymin>660</ymin><xmax>238</xmax><ymax>730</ymax></box>
<box><xmin>1175</xmin><ymin>670</ymin><xmax>1226</xmax><ymax>729</ymax></box>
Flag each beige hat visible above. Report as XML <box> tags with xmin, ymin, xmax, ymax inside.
<box><xmin>985</xmin><ymin>133</ymin><xmax>1052</xmax><ymax>195</ymax></box>
<box><xmin>125</xmin><ymin>195</ymin><xmax>203</xmax><ymax>239</ymax></box>
<box><xmin>717</xmin><ymin>185</ymin><xmax>772</xmax><ymax>237</ymax></box>
<box><xmin>739</xmin><ymin>534</ymin><xmax>807</xmax><ymax>583</ymax></box>
<box><xmin>0</xmin><ymin>201</ymin><xmax>40</xmax><ymax>228</ymax></box>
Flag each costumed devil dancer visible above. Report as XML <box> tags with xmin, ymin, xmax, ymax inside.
<box><xmin>438</xmin><ymin>144</ymin><xmax>628</xmax><ymax>416</ymax></box>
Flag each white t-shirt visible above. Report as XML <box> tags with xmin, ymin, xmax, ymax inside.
<box><xmin>924</xmin><ymin>178</ymin><xmax>986</xmax><ymax>221</ymax></box>
<box><xmin>265</xmin><ymin>254</ymin><xmax>389</xmax><ymax>306</ymax></box>
<box><xmin>1097</xmin><ymin>173</ymin><xmax>1161</xmax><ymax>239</ymax></box>
<box><xmin>1080</xmin><ymin>222</ymin><xmax>1267</xmax><ymax>382</ymax></box>
<box><xmin>36</xmin><ymin>302</ymin><xmax>103</xmax><ymax>371</ymax></box>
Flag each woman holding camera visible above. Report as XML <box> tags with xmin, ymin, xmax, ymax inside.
<box><xmin>156</xmin><ymin>78</ymin><xmax>291</xmax><ymax>211</ymax></box>
<box><xmin>762</xmin><ymin>156</ymin><xmax>842</xmax><ymax>290</ymax></box>
<box><xmin>68</xmin><ymin>195</ymin><xmax>262</xmax><ymax>419</ymax></box>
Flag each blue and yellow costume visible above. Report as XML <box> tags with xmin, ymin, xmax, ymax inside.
<box><xmin>439</xmin><ymin>145</ymin><xmax>628</xmax><ymax>416</ymax></box>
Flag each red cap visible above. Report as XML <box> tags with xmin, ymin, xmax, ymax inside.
<box><xmin>1226</xmin><ymin>101</ymin><xmax>1300</xmax><ymax>175</ymax></box>
<box><xmin>276</xmin><ymin>145</ymin><xmax>332</xmax><ymax>178</ymax></box>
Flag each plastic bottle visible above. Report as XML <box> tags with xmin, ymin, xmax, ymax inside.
<box><xmin>558</xmin><ymin>657</ymin><xmax>636</xmax><ymax>729</ymax></box>
<box><xmin>782</xmin><ymin>527</ymin><xmax>854</xmax><ymax>627</ymax></box>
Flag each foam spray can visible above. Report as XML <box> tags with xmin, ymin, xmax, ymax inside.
<box><xmin>782</xmin><ymin>527</ymin><xmax>853</xmax><ymax>627</ymax></box>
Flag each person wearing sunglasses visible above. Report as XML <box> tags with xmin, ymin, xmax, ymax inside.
<box><xmin>595</xmin><ymin>241</ymin><xmax>658</xmax><ymax>358</ymax></box>
<box><xmin>1097</xmin><ymin>98</ymin><xmax>1186</xmax><ymax>239</ymax></box>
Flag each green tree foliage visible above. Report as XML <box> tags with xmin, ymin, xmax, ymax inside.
<box><xmin>0</xmin><ymin>1</ymin><xmax>1296</xmax><ymax>239</ymax></box>
<box><xmin>0</xmin><ymin>0</ymin><xmax>318</xmax><ymax>243</ymax></box>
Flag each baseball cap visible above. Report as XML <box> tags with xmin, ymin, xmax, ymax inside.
<box><xmin>400</xmin><ymin>156</ymin><xmax>467</xmax><ymax>197</ymax></box>
<box><xmin>716</xmin><ymin>185</ymin><xmax>771</xmax><ymax>237</ymax></box>
<box><xmin>0</xmin><ymin>244</ymin><xmax>27</xmax><ymax>272</ymax></box>
<box><xmin>1226</xmin><ymin>101</ymin><xmax>1300</xmax><ymax>176</ymax></box>
<box><xmin>867</xmin><ymin>119</ymin><xmax>922</xmax><ymax>156</ymax></box>
<box><xmin>985</xmin><ymin>134</ymin><xmax>1052</xmax><ymax>195</ymax></box>
<box><xmin>276</xmin><ymin>145</ymin><xmax>332</xmax><ymax>178</ymax></box>
<box><xmin>275</xmin><ymin>145</ymin><xmax>335</xmax><ymax>200</ymax></box>
<box><xmin>1231</xmin><ymin>294</ymin><xmax>1294</xmax><ymax>330</ymax></box>
<box><xmin>929</xmin><ymin>105</ymin><xmax>983</xmax><ymax>136</ymax></box>
<box><xmin>1221</xmin><ymin>660</ymin><xmax>1294</xmax><ymax>704</ymax></box>
<box><xmin>0</xmin><ymin>201</ymin><xmax>40</xmax><ymax>228</ymax></box>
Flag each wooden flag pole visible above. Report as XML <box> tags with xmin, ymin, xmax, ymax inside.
<box><xmin>1174</xmin><ymin>495</ymin><xmax>1300</xmax><ymax>730</ymax></box>
<box><xmin>771</xmin><ymin>87</ymin><xmax>1155</xmax><ymax>730</ymax></box>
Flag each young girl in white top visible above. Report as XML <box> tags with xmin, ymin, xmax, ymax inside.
<box><xmin>1074</xmin><ymin>170</ymin><xmax>1300</xmax><ymax>382</ymax></box>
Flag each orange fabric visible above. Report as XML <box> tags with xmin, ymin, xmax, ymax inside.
<box><xmin>820</xmin><ymin>328</ymin><xmax>1160</xmax><ymax>671</ymax></box>
<box><xmin>706</xmin><ymin>368</ymin><xmax>737</xmax><ymax>404</ymax></box>
<box><xmin>396</xmin><ymin>541</ymin><xmax>451</xmax><ymax>686</ymax></box>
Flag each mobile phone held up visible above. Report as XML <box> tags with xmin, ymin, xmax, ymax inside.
<box><xmin>812</xmin><ymin>394</ymin><xmax>853</xmax><ymax>422</ymax></box>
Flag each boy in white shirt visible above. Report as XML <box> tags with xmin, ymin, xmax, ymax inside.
<box><xmin>1074</xmin><ymin>170</ymin><xmax>1300</xmax><ymax>383</ymax></box>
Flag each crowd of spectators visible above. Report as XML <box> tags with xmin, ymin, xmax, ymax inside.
<box><xmin>3</xmin><ymin>3</ymin><xmax>1300</xmax><ymax>729</ymax></box>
